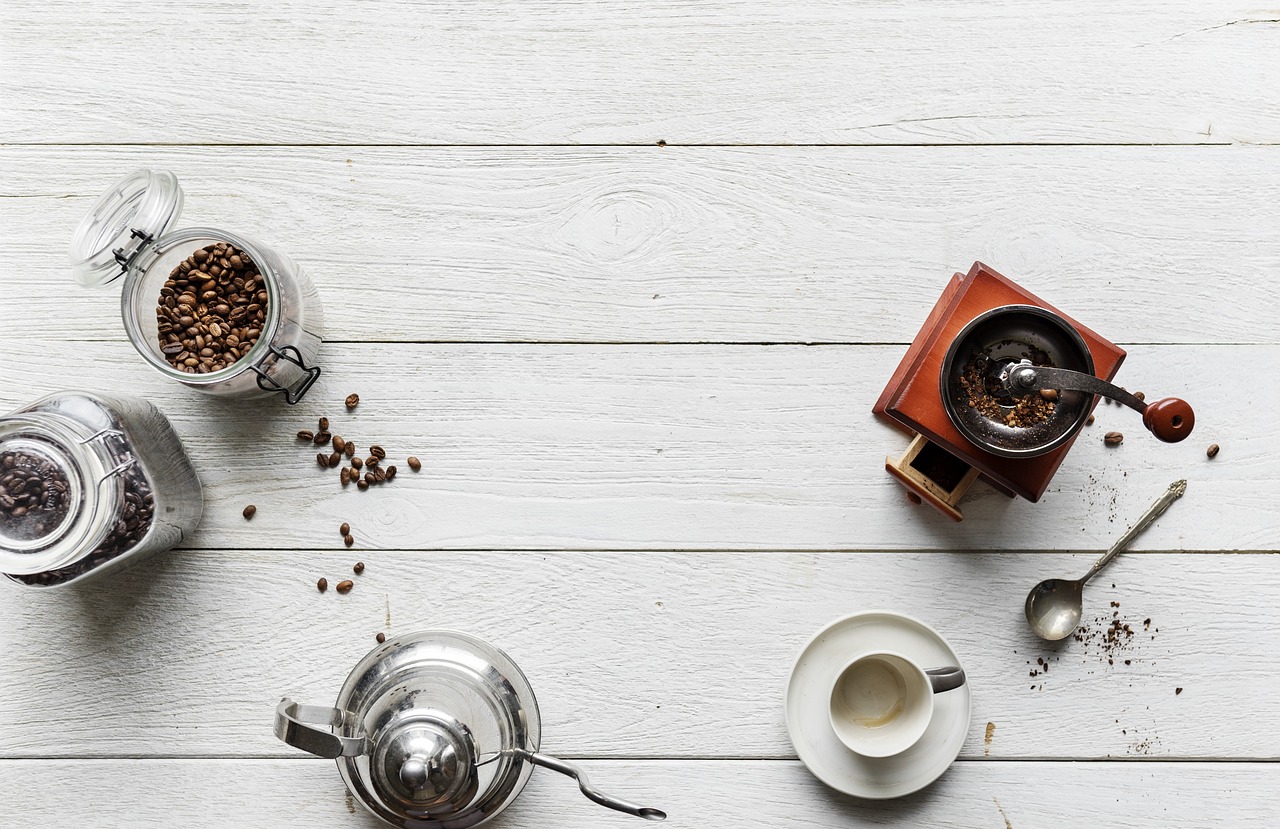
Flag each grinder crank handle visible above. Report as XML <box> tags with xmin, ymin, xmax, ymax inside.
<box><xmin>1003</xmin><ymin>362</ymin><xmax>1194</xmax><ymax>443</ymax></box>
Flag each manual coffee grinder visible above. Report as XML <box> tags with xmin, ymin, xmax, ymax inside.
<box><xmin>873</xmin><ymin>262</ymin><xmax>1194</xmax><ymax>521</ymax></box>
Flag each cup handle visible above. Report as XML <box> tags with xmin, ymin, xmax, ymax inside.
<box><xmin>926</xmin><ymin>666</ymin><xmax>966</xmax><ymax>694</ymax></box>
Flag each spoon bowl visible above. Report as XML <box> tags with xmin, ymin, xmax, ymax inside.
<box><xmin>1025</xmin><ymin>578</ymin><xmax>1085</xmax><ymax>641</ymax></box>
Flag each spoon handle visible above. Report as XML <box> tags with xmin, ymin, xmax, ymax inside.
<box><xmin>1082</xmin><ymin>480</ymin><xmax>1187</xmax><ymax>583</ymax></box>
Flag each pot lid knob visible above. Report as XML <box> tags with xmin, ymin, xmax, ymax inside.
<box><xmin>373</xmin><ymin>712</ymin><xmax>480</xmax><ymax>813</ymax></box>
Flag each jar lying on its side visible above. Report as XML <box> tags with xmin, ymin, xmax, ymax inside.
<box><xmin>0</xmin><ymin>392</ymin><xmax>204</xmax><ymax>588</ymax></box>
<box><xmin>69</xmin><ymin>169</ymin><xmax>325</xmax><ymax>404</ymax></box>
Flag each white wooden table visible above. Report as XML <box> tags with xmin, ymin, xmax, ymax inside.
<box><xmin>2</xmin><ymin>2</ymin><xmax>1279</xmax><ymax>825</ymax></box>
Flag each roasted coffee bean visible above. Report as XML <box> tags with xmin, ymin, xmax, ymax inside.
<box><xmin>1039</xmin><ymin>388</ymin><xmax>1058</xmax><ymax>401</ymax></box>
<box><xmin>340</xmin><ymin>522</ymin><xmax>350</xmax><ymax>536</ymax></box>
<box><xmin>344</xmin><ymin>442</ymin><xmax>355</xmax><ymax>458</ymax></box>
<box><xmin>369</xmin><ymin>445</ymin><xmax>386</xmax><ymax>460</ymax></box>
<box><xmin>364</xmin><ymin>472</ymin><xmax>375</xmax><ymax>485</ymax></box>
<box><xmin>1086</xmin><ymin>414</ymin><xmax>1095</xmax><ymax>426</ymax></box>
<box><xmin>1207</xmin><ymin>443</ymin><xmax>1220</xmax><ymax>459</ymax></box>
<box><xmin>344</xmin><ymin>534</ymin><xmax>354</xmax><ymax>548</ymax></box>
<box><xmin>351</xmin><ymin>456</ymin><xmax>363</xmax><ymax>470</ymax></box>
<box><xmin>407</xmin><ymin>456</ymin><xmax>422</xmax><ymax>471</ymax></box>
<box><xmin>242</xmin><ymin>504</ymin><xmax>256</xmax><ymax>520</ymax></box>
<box><xmin>365</xmin><ymin>456</ymin><xmax>379</xmax><ymax>469</ymax></box>
<box><xmin>317</xmin><ymin>452</ymin><xmax>329</xmax><ymax>467</ymax></box>
<box><xmin>1104</xmin><ymin>431</ymin><xmax>1124</xmax><ymax>447</ymax></box>
<box><xmin>357</xmin><ymin>480</ymin><xmax>369</xmax><ymax>491</ymax></box>
<box><xmin>385</xmin><ymin>465</ymin><xmax>397</xmax><ymax>480</ymax></box>
<box><xmin>333</xmin><ymin>436</ymin><xmax>346</xmax><ymax>453</ymax></box>
<box><xmin>340</xmin><ymin>468</ymin><xmax>351</xmax><ymax>486</ymax></box>
<box><xmin>376</xmin><ymin>632</ymin><xmax>386</xmax><ymax>644</ymax></box>
<box><xmin>336</xmin><ymin>579</ymin><xmax>353</xmax><ymax>594</ymax></box>
<box><xmin>353</xmin><ymin>561</ymin><xmax>365</xmax><ymax>574</ymax></box>
<box><xmin>318</xmin><ymin>417</ymin><xmax>329</xmax><ymax>432</ymax></box>
<box><xmin>313</xmin><ymin>431</ymin><xmax>331</xmax><ymax>445</ymax></box>
<box><xmin>345</xmin><ymin>393</ymin><xmax>359</xmax><ymax>409</ymax></box>
<box><xmin>373</xmin><ymin>468</ymin><xmax>386</xmax><ymax>483</ymax></box>
<box><xmin>156</xmin><ymin>243</ymin><xmax>266</xmax><ymax>372</ymax></box>
<box><xmin>1134</xmin><ymin>391</ymin><xmax>1146</xmax><ymax>401</ymax></box>
<box><xmin>328</xmin><ymin>452</ymin><xmax>341</xmax><ymax>468</ymax></box>
<box><xmin>317</xmin><ymin>577</ymin><xmax>328</xmax><ymax>593</ymax></box>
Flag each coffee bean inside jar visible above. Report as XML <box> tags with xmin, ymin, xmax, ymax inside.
<box><xmin>0</xmin><ymin>448</ymin><xmax>73</xmax><ymax>542</ymax></box>
<box><xmin>155</xmin><ymin>243</ymin><xmax>269</xmax><ymax>375</ymax></box>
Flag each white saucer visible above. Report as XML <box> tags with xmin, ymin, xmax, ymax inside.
<box><xmin>784</xmin><ymin>610</ymin><xmax>972</xmax><ymax>799</ymax></box>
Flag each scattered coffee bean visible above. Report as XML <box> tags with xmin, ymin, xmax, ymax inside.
<box><xmin>1039</xmin><ymin>388</ymin><xmax>1058</xmax><ymax>401</ymax></box>
<box><xmin>333</xmin><ymin>436</ymin><xmax>346</xmax><ymax>453</ymax></box>
<box><xmin>155</xmin><ymin>242</ymin><xmax>267</xmax><ymax>374</ymax></box>
<box><xmin>407</xmin><ymin>456</ymin><xmax>422</xmax><ymax>471</ymax></box>
<box><xmin>344</xmin><ymin>534</ymin><xmax>354</xmax><ymax>548</ymax></box>
<box><xmin>344</xmin><ymin>443</ymin><xmax>355</xmax><ymax>458</ymax></box>
<box><xmin>317</xmin><ymin>577</ymin><xmax>328</xmax><ymax>593</ymax></box>
<box><xmin>318</xmin><ymin>417</ymin><xmax>329</xmax><ymax>432</ymax></box>
<box><xmin>328</xmin><ymin>451</ymin><xmax>341</xmax><ymax>468</ymax></box>
<box><xmin>313</xmin><ymin>431</ymin><xmax>331</xmax><ymax>445</ymax></box>
<box><xmin>385</xmin><ymin>465</ymin><xmax>397</xmax><ymax>480</ymax></box>
<box><xmin>340</xmin><ymin>468</ymin><xmax>351</xmax><ymax>486</ymax></box>
<box><xmin>374</xmin><ymin>468</ymin><xmax>387</xmax><ymax>483</ymax></box>
<box><xmin>351</xmin><ymin>457</ymin><xmax>363</xmax><ymax>470</ymax></box>
<box><xmin>353</xmin><ymin>561</ymin><xmax>365</xmax><ymax>574</ymax></box>
<box><xmin>346</xmin><ymin>393</ymin><xmax>360</xmax><ymax>409</ymax></box>
<box><xmin>375</xmin><ymin>632</ymin><xmax>386</xmax><ymax>643</ymax></box>
<box><xmin>1086</xmin><ymin>414</ymin><xmax>1095</xmax><ymax>426</ymax></box>
<box><xmin>336</xmin><ymin>579</ymin><xmax>353</xmax><ymax>594</ymax></box>
<box><xmin>357</xmin><ymin>480</ymin><xmax>369</xmax><ymax>491</ymax></box>
<box><xmin>1104</xmin><ymin>431</ymin><xmax>1124</xmax><ymax>447</ymax></box>
<box><xmin>369</xmin><ymin>445</ymin><xmax>386</xmax><ymax>460</ymax></box>
<box><xmin>1206</xmin><ymin>443</ymin><xmax>1220</xmax><ymax>459</ymax></box>
<box><xmin>1133</xmin><ymin>391</ymin><xmax>1145</xmax><ymax>401</ymax></box>
<box><xmin>340</xmin><ymin>522</ymin><xmax>350</xmax><ymax>536</ymax></box>
<box><xmin>365</xmin><ymin>456</ymin><xmax>379</xmax><ymax>469</ymax></box>
<box><xmin>316</xmin><ymin>452</ymin><xmax>329</xmax><ymax>467</ymax></box>
<box><xmin>242</xmin><ymin>504</ymin><xmax>256</xmax><ymax>520</ymax></box>
<box><xmin>364</xmin><ymin>472</ymin><xmax>375</xmax><ymax>485</ymax></box>
<box><xmin>1175</xmin><ymin>687</ymin><xmax>1183</xmax><ymax>695</ymax></box>
<box><xmin>297</xmin><ymin>430</ymin><xmax>314</xmax><ymax>441</ymax></box>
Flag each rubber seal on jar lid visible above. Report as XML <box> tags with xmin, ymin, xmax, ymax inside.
<box><xmin>69</xmin><ymin>169</ymin><xmax>184</xmax><ymax>287</ymax></box>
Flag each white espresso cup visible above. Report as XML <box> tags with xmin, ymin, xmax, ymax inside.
<box><xmin>828</xmin><ymin>650</ymin><xmax>966</xmax><ymax>758</ymax></box>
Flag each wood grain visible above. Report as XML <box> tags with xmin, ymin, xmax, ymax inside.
<box><xmin>4</xmin><ymin>146</ymin><xmax>1278</xmax><ymax>345</ymax></box>
<box><xmin>0</xmin><ymin>341</ymin><xmax>1268</xmax><ymax>552</ymax></box>
<box><xmin>3</xmin><ymin>1</ymin><xmax>1278</xmax><ymax>145</ymax></box>
<box><xmin>0</xmin><ymin>759</ymin><xmax>1277</xmax><ymax>826</ymax></box>
<box><xmin>1</xmin><ymin>550</ymin><xmax>1277</xmax><ymax>759</ymax></box>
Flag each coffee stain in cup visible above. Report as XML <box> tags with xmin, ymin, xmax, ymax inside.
<box><xmin>853</xmin><ymin>697</ymin><xmax>904</xmax><ymax>728</ymax></box>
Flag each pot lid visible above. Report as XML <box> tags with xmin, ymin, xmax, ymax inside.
<box><xmin>69</xmin><ymin>169</ymin><xmax>184</xmax><ymax>287</ymax></box>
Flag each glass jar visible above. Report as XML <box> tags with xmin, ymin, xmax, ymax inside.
<box><xmin>69</xmin><ymin>170</ymin><xmax>324</xmax><ymax>404</ymax></box>
<box><xmin>0</xmin><ymin>392</ymin><xmax>203</xmax><ymax>588</ymax></box>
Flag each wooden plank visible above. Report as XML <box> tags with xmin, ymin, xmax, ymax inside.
<box><xmin>0</xmin><ymin>341</ymin><xmax>1267</xmax><ymax>552</ymax></box>
<box><xmin>1</xmin><ymin>550</ymin><xmax>1277</xmax><ymax>759</ymax></box>
<box><xmin>3</xmin><ymin>2</ymin><xmax>1279</xmax><ymax>145</ymax></box>
<box><xmin>0</xmin><ymin>759</ymin><xmax>1277</xmax><ymax>826</ymax></box>
<box><xmin>4</xmin><ymin>146</ymin><xmax>1278</xmax><ymax>345</ymax></box>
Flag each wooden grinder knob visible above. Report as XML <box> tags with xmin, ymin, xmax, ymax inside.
<box><xmin>1142</xmin><ymin>397</ymin><xmax>1194</xmax><ymax>443</ymax></box>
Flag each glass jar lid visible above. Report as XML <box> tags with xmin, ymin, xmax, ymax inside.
<box><xmin>0</xmin><ymin>417</ymin><xmax>119</xmax><ymax>575</ymax></box>
<box><xmin>70</xmin><ymin>169</ymin><xmax>184</xmax><ymax>287</ymax></box>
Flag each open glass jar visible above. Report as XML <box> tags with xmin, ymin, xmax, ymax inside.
<box><xmin>69</xmin><ymin>170</ymin><xmax>324</xmax><ymax>404</ymax></box>
<box><xmin>0</xmin><ymin>392</ymin><xmax>203</xmax><ymax>588</ymax></box>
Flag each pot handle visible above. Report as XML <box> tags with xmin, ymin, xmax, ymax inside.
<box><xmin>522</xmin><ymin>750</ymin><xmax>666</xmax><ymax>821</ymax></box>
<box><xmin>274</xmin><ymin>698</ymin><xmax>368</xmax><ymax>759</ymax></box>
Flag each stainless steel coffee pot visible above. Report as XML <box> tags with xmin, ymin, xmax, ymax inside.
<box><xmin>274</xmin><ymin>630</ymin><xmax>666</xmax><ymax>826</ymax></box>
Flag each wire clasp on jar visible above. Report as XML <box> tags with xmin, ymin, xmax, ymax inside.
<box><xmin>78</xmin><ymin>429</ymin><xmax>136</xmax><ymax>484</ymax></box>
<box><xmin>111</xmin><ymin>229</ymin><xmax>155</xmax><ymax>276</ymax></box>
<box><xmin>253</xmin><ymin>344</ymin><xmax>322</xmax><ymax>405</ymax></box>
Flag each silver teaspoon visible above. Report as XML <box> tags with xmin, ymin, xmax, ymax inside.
<box><xmin>1025</xmin><ymin>480</ymin><xmax>1187</xmax><ymax>641</ymax></box>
